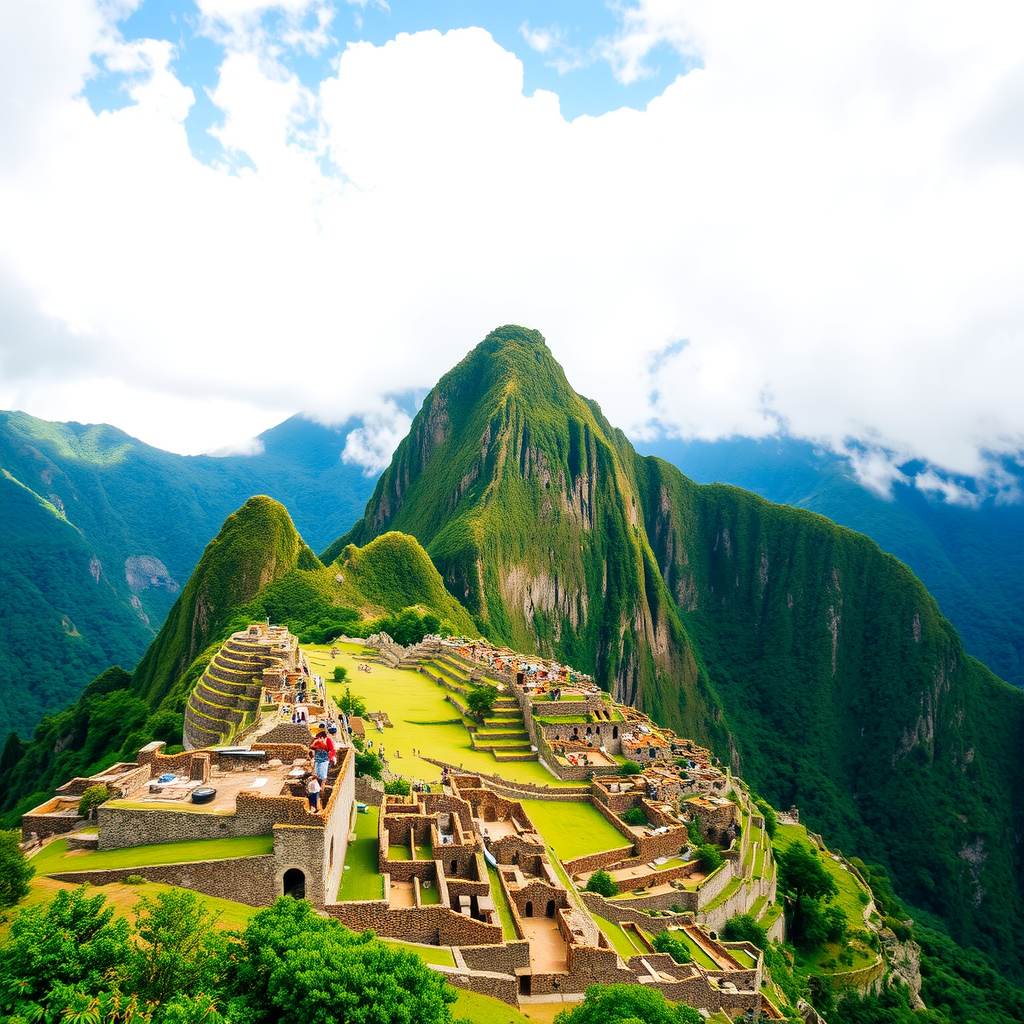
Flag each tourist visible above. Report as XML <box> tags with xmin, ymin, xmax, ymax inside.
<box><xmin>305</xmin><ymin>773</ymin><xmax>321</xmax><ymax>813</ymax></box>
<box><xmin>310</xmin><ymin>729</ymin><xmax>335</xmax><ymax>783</ymax></box>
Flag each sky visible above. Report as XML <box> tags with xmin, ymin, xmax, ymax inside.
<box><xmin>2</xmin><ymin>0</ymin><xmax>1024</xmax><ymax>502</ymax></box>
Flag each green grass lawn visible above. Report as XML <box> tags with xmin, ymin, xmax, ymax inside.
<box><xmin>305</xmin><ymin>646</ymin><xmax>577</xmax><ymax>787</ymax></box>
<box><xmin>452</xmin><ymin>989</ymin><xmax>541</xmax><ymax>1024</ymax></box>
<box><xmin>486</xmin><ymin>864</ymin><xmax>519</xmax><ymax>941</ymax></box>
<box><xmin>338</xmin><ymin>805</ymin><xmax>383</xmax><ymax>901</ymax></box>
<box><xmin>415</xmin><ymin>843</ymin><xmax>432</xmax><ymax>860</ymax></box>
<box><xmin>1</xmin><ymin>876</ymin><xmax>258</xmax><ymax>942</ymax></box>
<box><xmin>419</xmin><ymin>881</ymin><xmax>441</xmax><ymax>905</ymax></box>
<box><xmin>671</xmin><ymin>928</ymin><xmax>719</xmax><ymax>971</ymax></box>
<box><xmin>518</xmin><ymin>799</ymin><xmax>628</xmax><ymax>861</ymax></box>
<box><xmin>31</xmin><ymin>835</ymin><xmax>274</xmax><ymax>875</ymax></box>
<box><xmin>379</xmin><ymin>938</ymin><xmax>455</xmax><ymax>966</ymax></box>
<box><xmin>592</xmin><ymin>913</ymin><xmax>640</xmax><ymax>959</ymax></box>
<box><xmin>728</xmin><ymin>946</ymin><xmax>758</xmax><ymax>968</ymax></box>
<box><xmin>389</xmin><ymin>844</ymin><xmax>412</xmax><ymax>861</ymax></box>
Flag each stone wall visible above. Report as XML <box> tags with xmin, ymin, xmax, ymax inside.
<box><xmin>47</xmin><ymin>854</ymin><xmax>278</xmax><ymax>906</ymax></box>
<box><xmin>432</xmin><ymin>964</ymin><xmax>519</xmax><ymax>1005</ymax></box>
<box><xmin>561</xmin><ymin>845</ymin><xmax>638</xmax><ymax>876</ymax></box>
<box><xmin>21</xmin><ymin>799</ymin><xmax>85</xmax><ymax>841</ymax></box>
<box><xmin>325</xmin><ymin>900</ymin><xmax>503</xmax><ymax>946</ymax></box>
<box><xmin>458</xmin><ymin>940</ymin><xmax>531</xmax><ymax>974</ymax></box>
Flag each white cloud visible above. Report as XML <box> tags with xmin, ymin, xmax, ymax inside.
<box><xmin>1</xmin><ymin>2</ymin><xmax>1024</xmax><ymax>490</ymax></box>
<box><xmin>341</xmin><ymin>402</ymin><xmax>413</xmax><ymax>474</ymax></box>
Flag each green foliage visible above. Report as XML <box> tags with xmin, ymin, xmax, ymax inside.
<box><xmin>686</xmin><ymin>818</ymin><xmax>702</xmax><ymax>845</ymax></box>
<box><xmin>651</xmin><ymin>930</ymin><xmax>691</xmax><ymax>964</ymax></box>
<box><xmin>621</xmin><ymin>761</ymin><xmax>643</xmax><ymax>776</ymax></box>
<box><xmin>752</xmin><ymin>796</ymin><xmax>777</xmax><ymax>840</ymax></box>
<box><xmin>223</xmin><ymin>897</ymin><xmax>458</xmax><ymax>1024</ymax></box>
<box><xmin>77</xmin><ymin>783</ymin><xmax>111</xmax><ymax>818</ymax></box>
<box><xmin>553</xmin><ymin>983</ymin><xmax>702</xmax><ymax>1024</ymax></box>
<box><xmin>337</xmin><ymin>686</ymin><xmax>366</xmax><ymax>717</ymax></box>
<box><xmin>884</xmin><ymin>915</ymin><xmax>912</xmax><ymax>942</ymax></box>
<box><xmin>130</xmin><ymin>888</ymin><xmax>226</xmax><ymax>1007</ymax></box>
<box><xmin>584</xmin><ymin>870</ymin><xmax>619</xmax><ymax>898</ymax></box>
<box><xmin>124</xmin><ymin>874</ymin><xmax>146</xmax><ymax>885</ymax></box>
<box><xmin>466</xmin><ymin>685</ymin><xmax>499</xmax><ymax>719</ymax></box>
<box><xmin>355</xmin><ymin>750</ymin><xmax>383</xmax><ymax>780</ymax></box>
<box><xmin>722</xmin><ymin>914</ymin><xmax>767</xmax><ymax>951</ymax></box>
<box><xmin>384</xmin><ymin>779</ymin><xmax>411</xmax><ymax>796</ymax></box>
<box><xmin>622</xmin><ymin>806</ymin><xmax>648</xmax><ymax>826</ymax></box>
<box><xmin>0</xmin><ymin>886</ymin><xmax>133</xmax><ymax>1018</ymax></box>
<box><xmin>777</xmin><ymin>843</ymin><xmax>837</xmax><ymax>903</ymax></box>
<box><xmin>0</xmin><ymin>830</ymin><xmax>33</xmax><ymax>909</ymax></box>
<box><xmin>332</xmin><ymin>666</ymin><xmax>349</xmax><ymax>683</ymax></box>
<box><xmin>696</xmin><ymin>844</ymin><xmax>723</xmax><ymax>873</ymax></box>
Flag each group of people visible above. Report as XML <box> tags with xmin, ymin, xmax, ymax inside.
<box><xmin>303</xmin><ymin>728</ymin><xmax>336</xmax><ymax>813</ymax></box>
<box><xmin>357</xmin><ymin>662</ymin><xmax>372</xmax><ymax>673</ymax></box>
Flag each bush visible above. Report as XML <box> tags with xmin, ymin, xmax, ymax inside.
<box><xmin>723</xmin><ymin>913</ymin><xmax>767</xmax><ymax>951</ymax></box>
<box><xmin>884</xmin><ymin>915</ymin><xmax>912</xmax><ymax>942</ymax></box>
<box><xmin>0</xmin><ymin>829</ymin><xmax>34</xmax><ymax>908</ymax></box>
<box><xmin>332</xmin><ymin>666</ymin><xmax>349</xmax><ymax>683</ymax></box>
<box><xmin>621</xmin><ymin>761</ymin><xmax>642</xmax><ymax>776</ymax></box>
<box><xmin>651</xmin><ymin>930</ymin><xmax>691</xmax><ymax>964</ymax></box>
<box><xmin>354</xmin><ymin>751</ymin><xmax>382</xmax><ymax>780</ymax></box>
<box><xmin>753</xmin><ymin>796</ymin><xmax>777</xmax><ymax>840</ymax></box>
<box><xmin>696</xmin><ymin>844</ymin><xmax>723</xmax><ymax>873</ymax></box>
<box><xmin>124</xmin><ymin>874</ymin><xmax>146</xmax><ymax>885</ymax></box>
<box><xmin>78</xmin><ymin>784</ymin><xmax>111</xmax><ymax>818</ymax></box>
<box><xmin>466</xmin><ymin>685</ymin><xmax>499</xmax><ymax>719</ymax></box>
<box><xmin>687</xmin><ymin>818</ymin><xmax>702</xmax><ymax>845</ymax></box>
<box><xmin>384</xmin><ymin>779</ymin><xmax>411</xmax><ymax>797</ymax></box>
<box><xmin>622</xmin><ymin>806</ymin><xmax>647</xmax><ymax>826</ymax></box>
<box><xmin>584</xmin><ymin>870</ymin><xmax>619</xmax><ymax>898</ymax></box>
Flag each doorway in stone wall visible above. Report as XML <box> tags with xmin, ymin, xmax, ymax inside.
<box><xmin>546</xmin><ymin>900</ymin><xmax>556</xmax><ymax>918</ymax></box>
<box><xmin>283</xmin><ymin>868</ymin><xmax>306</xmax><ymax>899</ymax></box>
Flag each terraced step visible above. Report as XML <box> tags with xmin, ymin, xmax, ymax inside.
<box><xmin>473</xmin><ymin>728</ymin><xmax>530</xmax><ymax>741</ymax></box>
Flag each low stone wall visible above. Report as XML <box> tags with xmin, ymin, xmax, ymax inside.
<box><xmin>581</xmin><ymin>889</ymin><xmax>695</xmax><ymax>920</ymax></box>
<box><xmin>562</xmin><ymin>845</ymin><xmax>638</xmax><ymax>876</ymax></box>
<box><xmin>431</xmin><ymin>964</ymin><xmax>519</xmax><ymax>1006</ymax></box>
<box><xmin>46</xmin><ymin>854</ymin><xmax>277</xmax><ymax>906</ymax></box>
<box><xmin>325</xmin><ymin>900</ymin><xmax>503</xmax><ymax>946</ymax></box>
<box><xmin>22</xmin><ymin>800</ymin><xmax>85</xmax><ymax>842</ymax></box>
<box><xmin>355</xmin><ymin>775</ymin><xmax>385</xmax><ymax>806</ymax></box>
<box><xmin>422</xmin><ymin>757</ymin><xmax>590</xmax><ymax>802</ymax></box>
<box><xmin>458</xmin><ymin>939</ymin><xmax>531</xmax><ymax>974</ymax></box>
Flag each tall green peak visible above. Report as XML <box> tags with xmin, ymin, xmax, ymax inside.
<box><xmin>328</xmin><ymin>326</ymin><xmax>1024</xmax><ymax>974</ymax></box>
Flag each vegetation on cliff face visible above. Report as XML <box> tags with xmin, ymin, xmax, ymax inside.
<box><xmin>0</xmin><ymin>505</ymin><xmax>473</xmax><ymax>826</ymax></box>
<box><xmin>329</xmin><ymin>325</ymin><xmax>727</xmax><ymax>749</ymax></box>
<box><xmin>326</xmin><ymin>326</ymin><xmax>1024</xmax><ymax>977</ymax></box>
<box><xmin>0</xmin><ymin>411</ymin><xmax>377</xmax><ymax>737</ymax></box>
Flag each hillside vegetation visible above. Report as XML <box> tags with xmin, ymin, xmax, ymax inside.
<box><xmin>0</xmin><ymin>500</ymin><xmax>471</xmax><ymax>825</ymax></box>
<box><xmin>0</xmin><ymin>411</ymin><xmax>376</xmax><ymax>736</ymax></box>
<box><xmin>329</xmin><ymin>325</ymin><xmax>1024</xmax><ymax>976</ymax></box>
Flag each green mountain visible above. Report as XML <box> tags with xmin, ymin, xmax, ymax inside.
<box><xmin>327</xmin><ymin>326</ymin><xmax>727</xmax><ymax>748</ymax></box>
<box><xmin>329</xmin><ymin>325</ymin><xmax>1024</xmax><ymax>976</ymax></box>
<box><xmin>636</xmin><ymin>433</ymin><xmax>1024</xmax><ymax>689</ymax></box>
<box><xmin>0</xmin><ymin>498</ymin><xmax>470</xmax><ymax>823</ymax></box>
<box><xmin>0</xmin><ymin>411</ymin><xmax>377</xmax><ymax>736</ymax></box>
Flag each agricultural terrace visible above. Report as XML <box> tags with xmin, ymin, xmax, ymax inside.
<box><xmin>305</xmin><ymin>644</ymin><xmax>578</xmax><ymax>787</ymax></box>
<box><xmin>517</xmin><ymin>798</ymin><xmax>626</xmax><ymax>861</ymax></box>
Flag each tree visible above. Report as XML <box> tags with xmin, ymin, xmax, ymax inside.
<box><xmin>723</xmin><ymin>914</ymin><xmax>767</xmax><ymax>951</ymax></box>
<box><xmin>0</xmin><ymin>830</ymin><xmax>33</xmax><ymax>909</ymax></box>
<box><xmin>130</xmin><ymin>888</ymin><xmax>226</xmax><ymax>1006</ymax></box>
<box><xmin>355</xmin><ymin>750</ymin><xmax>383</xmax><ymax>780</ymax></box>
<box><xmin>622</xmin><ymin>806</ymin><xmax>647</xmax><ymax>826</ymax></box>
<box><xmin>584</xmin><ymin>870</ymin><xmax>619</xmax><ymax>898</ymax></box>
<box><xmin>333</xmin><ymin>666</ymin><xmax>350</xmax><ymax>685</ymax></box>
<box><xmin>385</xmin><ymin>778</ymin><xmax>411</xmax><ymax>796</ymax></box>
<box><xmin>651</xmin><ymin>930</ymin><xmax>691</xmax><ymax>964</ymax></box>
<box><xmin>337</xmin><ymin>685</ymin><xmax>365</xmax><ymax>716</ymax></box>
<box><xmin>696</xmin><ymin>844</ymin><xmax>723</xmax><ymax>873</ymax></box>
<box><xmin>621</xmin><ymin>761</ymin><xmax>643</xmax><ymax>776</ymax></box>
<box><xmin>222</xmin><ymin>898</ymin><xmax>458</xmax><ymax>1024</ymax></box>
<box><xmin>466</xmin><ymin>685</ymin><xmax>499</xmax><ymax>719</ymax></box>
<box><xmin>776</xmin><ymin>842</ymin><xmax>837</xmax><ymax>903</ymax></box>
<box><xmin>78</xmin><ymin>783</ymin><xmax>112</xmax><ymax>818</ymax></box>
<box><xmin>554</xmin><ymin>983</ymin><xmax>702</xmax><ymax>1024</ymax></box>
<box><xmin>0</xmin><ymin>886</ymin><xmax>132</xmax><ymax>1019</ymax></box>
